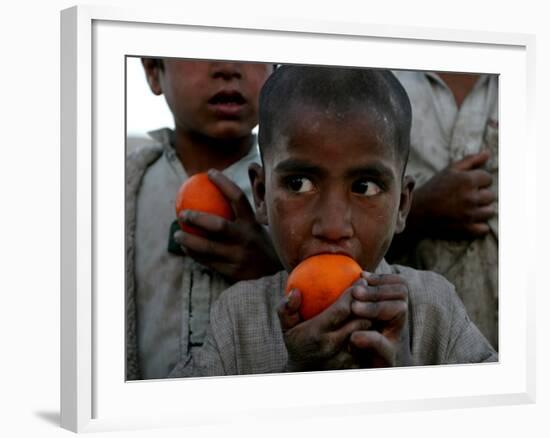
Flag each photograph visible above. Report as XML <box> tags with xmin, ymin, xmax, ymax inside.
<box><xmin>125</xmin><ymin>58</ymin><xmax>500</xmax><ymax>381</ymax></box>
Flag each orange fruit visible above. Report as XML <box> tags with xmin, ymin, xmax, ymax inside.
<box><xmin>285</xmin><ymin>254</ymin><xmax>362</xmax><ymax>320</ymax></box>
<box><xmin>175</xmin><ymin>172</ymin><xmax>234</xmax><ymax>236</ymax></box>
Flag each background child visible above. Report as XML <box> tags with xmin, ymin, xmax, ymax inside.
<box><xmin>169</xmin><ymin>65</ymin><xmax>497</xmax><ymax>378</ymax></box>
<box><xmin>388</xmin><ymin>70</ymin><xmax>498</xmax><ymax>349</ymax></box>
<box><xmin>126</xmin><ymin>59</ymin><xmax>280</xmax><ymax>380</ymax></box>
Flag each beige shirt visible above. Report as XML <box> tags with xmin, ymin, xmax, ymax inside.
<box><xmin>392</xmin><ymin>71</ymin><xmax>499</xmax><ymax>349</ymax></box>
<box><xmin>133</xmin><ymin>128</ymin><xmax>261</xmax><ymax>379</ymax></box>
<box><xmin>169</xmin><ymin>260</ymin><xmax>497</xmax><ymax>378</ymax></box>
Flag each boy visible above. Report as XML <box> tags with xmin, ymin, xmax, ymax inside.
<box><xmin>126</xmin><ymin>59</ymin><xmax>280</xmax><ymax>380</ymax></box>
<box><xmin>169</xmin><ymin>65</ymin><xmax>497</xmax><ymax>378</ymax></box>
<box><xmin>389</xmin><ymin>70</ymin><xmax>499</xmax><ymax>349</ymax></box>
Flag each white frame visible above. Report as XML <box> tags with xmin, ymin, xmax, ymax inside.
<box><xmin>60</xmin><ymin>4</ymin><xmax>536</xmax><ymax>433</ymax></box>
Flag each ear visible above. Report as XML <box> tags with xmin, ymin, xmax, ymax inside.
<box><xmin>394</xmin><ymin>174</ymin><xmax>415</xmax><ymax>234</ymax></box>
<box><xmin>141</xmin><ymin>58</ymin><xmax>163</xmax><ymax>96</ymax></box>
<box><xmin>248</xmin><ymin>162</ymin><xmax>268</xmax><ymax>226</ymax></box>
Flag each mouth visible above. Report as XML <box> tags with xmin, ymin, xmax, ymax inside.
<box><xmin>304</xmin><ymin>248</ymin><xmax>355</xmax><ymax>260</ymax></box>
<box><xmin>207</xmin><ymin>90</ymin><xmax>247</xmax><ymax>117</ymax></box>
<box><xmin>288</xmin><ymin>248</ymin><xmax>357</xmax><ymax>272</ymax></box>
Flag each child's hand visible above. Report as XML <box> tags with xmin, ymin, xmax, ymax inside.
<box><xmin>349</xmin><ymin>273</ymin><xmax>412</xmax><ymax>367</ymax></box>
<box><xmin>174</xmin><ymin>169</ymin><xmax>282</xmax><ymax>282</ymax></box>
<box><xmin>411</xmin><ymin>150</ymin><xmax>496</xmax><ymax>240</ymax></box>
<box><xmin>277</xmin><ymin>280</ymin><xmax>372</xmax><ymax>372</ymax></box>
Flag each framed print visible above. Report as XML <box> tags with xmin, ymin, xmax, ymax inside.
<box><xmin>60</xmin><ymin>4</ymin><xmax>536</xmax><ymax>433</ymax></box>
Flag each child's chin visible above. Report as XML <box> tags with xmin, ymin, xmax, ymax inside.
<box><xmin>208</xmin><ymin>123</ymin><xmax>253</xmax><ymax>139</ymax></box>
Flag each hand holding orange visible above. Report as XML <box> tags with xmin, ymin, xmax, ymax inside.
<box><xmin>175</xmin><ymin>172</ymin><xmax>234</xmax><ymax>236</ymax></box>
<box><xmin>285</xmin><ymin>254</ymin><xmax>362</xmax><ymax>320</ymax></box>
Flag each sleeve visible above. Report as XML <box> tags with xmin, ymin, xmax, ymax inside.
<box><xmin>444</xmin><ymin>286</ymin><xmax>498</xmax><ymax>364</ymax></box>
<box><xmin>168</xmin><ymin>292</ymin><xmax>239</xmax><ymax>378</ymax></box>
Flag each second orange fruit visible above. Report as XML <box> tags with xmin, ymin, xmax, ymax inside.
<box><xmin>175</xmin><ymin>172</ymin><xmax>234</xmax><ymax>237</ymax></box>
<box><xmin>285</xmin><ymin>254</ymin><xmax>362</xmax><ymax>320</ymax></box>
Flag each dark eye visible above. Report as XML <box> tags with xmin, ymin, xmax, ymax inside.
<box><xmin>286</xmin><ymin>176</ymin><xmax>315</xmax><ymax>193</ymax></box>
<box><xmin>352</xmin><ymin>179</ymin><xmax>382</xmax><ymax>197</ymax></box>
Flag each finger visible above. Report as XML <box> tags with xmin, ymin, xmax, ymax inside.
<box><xmin>351</xmin><ymin>299</ymin><xmax>407</xmax><ymax>322</ymax></box>
<box><xmin>474</xmin><ymin>188</ymin><xmax>497</xmax><ymax>206</ymax></box>
<box><xmin>451</xmin><ymin>150</ymin><xmax>490</xmax><ymax>172</ymax></box>
<box><xmin>315</xmin><ymin>288</ymin><xmax>354</xmax><ymax>331</ymax></box>
<box><xmin>351</xmin><ymin>282</ymin><xmax>408</xmax><ymax>303</ymax></box>
<box><xmin>465</xmin><ymin>222</ymin><xmax>491</xmax><ymax>237</ymax></box>
<box><xmin>469</xmin><ymin>205</ymin><xmax>496</xmax><ymax>222</ymax></box>
<box><xmin>350</xmin><ymin>331</ymin><xmax>395</xmax><ymax>367</ymax></box>
<box><xmin>322</xmin><ymin>351</ymin><xmax>362</xmax><ymax>370</ymax></box>
<box><xmin>179</xmin><ymin>209</ymin><xmax>236</xmax><ymax>238</ymax></box>
<box><xmin>468</xmin><ymin>169</ymin><xmax>493</xmax><ymax>189</ymax></box>
<box><xmin>334</xmin><ymin>318</ymin><xmax>373</xmax><ymax>345</ymax></box>
<box><xmin>207</xmin><ymin>169</ymin><xmax>256</xmax><ymax>221</ymax></box>
<box><xmin>365</xmin><ymin>274</ymin><xmax>406</xmax><ymax>287</ymax></box>
<box><xmin>348</xmin><ymin>277</ymin><xmax>369</xmax><ymax>294</ymax></box>
<box><xmin>360</xmin><ymin>270</ymin><xmax>373</xmax><ymax>281</ymax></box>
<box><xmin>318</xmin><ymin>318</ymin><xmax>373</xmax><ymax>364</ymax></box>
<box><xmin>174</xmin><ymin>230</ymin><xmax>234</xmax><ymax>260</ymax></box>
<box><xmin>277</xmin><ymin>289</ymin><xmax>303</xmax><ymax>331</ymax></box>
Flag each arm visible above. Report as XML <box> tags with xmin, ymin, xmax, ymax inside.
<box><xmin>174</xmin><ymin>169</ymin><xmax>282</xmax><ymax>282</ymax></box>
<box><xmin>389</xmin><ymin>151</ymin><xmax>496</xmax><ymax>256</ymax></box>
<box><xmin>444</xmin><ymin>290</ymin><xmax>498</xmax><ymax>364</ymax></box>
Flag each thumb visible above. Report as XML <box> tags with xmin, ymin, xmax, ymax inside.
<box><xmin>451</xmin><ymin>150</ymin><xmax>490</xmax><ymax>171</ymax></box>
<box><xmin>277</xmin><ymin>289</ymin><xmax>303</xmax><ymax>331</ymax></box>
<box><xmin>207</xmin><ymin>169</ymin><xmax>256</xmax><ymax>222</ymax></box>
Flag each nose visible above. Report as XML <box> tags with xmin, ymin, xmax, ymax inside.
<box><xmin>311</xmin><ymin>188</ymin><xmax>354</xmax><ymax>243</ymax></box>
<box><xmin>210</xmin><ymin>62</ymin><xmax>242</xmax><ymax>80</ymax></box>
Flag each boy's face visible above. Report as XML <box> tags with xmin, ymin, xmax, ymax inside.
<box><xmin>143</xmin><ymin>59</ymin><xmax>272</xmax><ymax>140</ymax></box>
<box><xmin>251</xmin><ymin>105</ymin><xmax>414</xmax><ymax>272</ymax></box>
